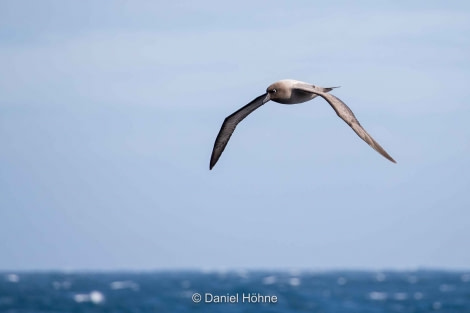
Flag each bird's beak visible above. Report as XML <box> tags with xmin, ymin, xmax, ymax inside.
<box><xmin>262</xmin><ymin>93</ymin><xmax>271</xmax><ymax>104</ymax></box>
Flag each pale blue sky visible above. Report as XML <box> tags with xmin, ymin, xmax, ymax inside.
<box><xmin>1</xmin><ymin>1</ymin><xmax>469</xmax><ymax>271</ymax></box>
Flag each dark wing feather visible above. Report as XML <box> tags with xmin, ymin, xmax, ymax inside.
<box><xmin>210</xmin><ymin>93</ymin><xmax>267</xmax><ymax>169</ymax></box>
<box><xmin>293</xmin><ymin>84</ymin><xmax>396</xmax><ymax>163</ymax></box>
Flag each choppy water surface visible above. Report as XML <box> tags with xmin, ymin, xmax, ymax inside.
<box><xmin>1</xmin><ymin>270</ymin><xmax>469</xmax><ymax>312</ymax></box>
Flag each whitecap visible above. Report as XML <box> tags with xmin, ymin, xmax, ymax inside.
<box><xmin>236</xmin><ymin>269</ymin><xmax>248</xmax><ymax>279</ymax></box>
<box><xmin>74</xmin><ymin>294</ymin><xmax>90</xmax><ymax>303</ymax></box>
<box><xmin>6</xmin><ymin>274</ymin><xmax>19</xmax><ymax>283</ymax></box>
<box><xmin>262</xmin><ymin>275</ymin><xmax>277</xmax><ymax>285</ymax></box>
<box><xmin>369</xmin><ymin>291</ymin><xmax>387</xmax><ymax>301</ymax></box>
<box><xmin>110</xmin><ymin>280</ymin><xmax>139</xmax><ymax>291</ymax></box>
<box><xmin>432</xmin><ymin>301</ymin><xmax>442</xmax><ymax>310</ymax></box>
<box><xmin>337</xmin><ymin>277</ymin><xmax>347</xmax><ymax>285</ymax></box>
<box><xmin>289</xmin><ymin>277</ymin><xmax>301</xmax><ymax>287</ymax></box>
<box><xmin>52</xmin><ymin>281</ymin><xmax>72</xmax><ymax>290</ymax></box>
<box><xmin>74</xmin><ymin>291</ymin><xmax>105</xmax><ymax>304</ymax></box>
<box><xmin>414</xmin><ymin>292</ymin><xmax>423</xmax><ymax>300</ymax></box>
<box><xmin>375</xmin><ymin>272</ymin><xmax>386</xmax><ymax>282</ymax></box>
<box><xmin>90</xmin><ymin>291</ymin><xmax>105</xmax><ymax>304</ymax></box>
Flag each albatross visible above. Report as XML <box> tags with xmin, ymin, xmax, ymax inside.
<box><xmin>209</xmin><ymin>79</ymin><xmax>396</xmax><ymax>169</ymax></box>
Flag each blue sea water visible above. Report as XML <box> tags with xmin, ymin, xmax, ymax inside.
<box><xmin>1</xmin><ymin>270</ymin><xmax>470</xmax><ymax>313</ymax></box>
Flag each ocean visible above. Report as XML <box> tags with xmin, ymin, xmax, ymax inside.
<box><xmin>1</xmin><ymin>270</ymin><xmax>469</xmax><ymax>312</ymax></box>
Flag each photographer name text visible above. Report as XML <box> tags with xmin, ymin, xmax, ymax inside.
<box><xmin>192</xmin><ymin>292</ymin><xmax>278</xmax><ymax>304</ymax></box>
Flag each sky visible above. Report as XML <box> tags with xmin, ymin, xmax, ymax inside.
<box><xmin>1</xmin><ymin>1</ymin><xmax>469</xmax><ymax>271</ymax></box>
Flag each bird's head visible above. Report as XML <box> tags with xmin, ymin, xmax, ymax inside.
<box><xmin>263</xmin><ymin>81</ymin><xmax>289</xmax><ymax>103</ymax></box>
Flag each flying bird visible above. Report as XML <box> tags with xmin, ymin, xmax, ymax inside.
<box><xmin>209</xmin><ymin>79</ymin><xmax>396</xmax><ymax>169</ymax></box>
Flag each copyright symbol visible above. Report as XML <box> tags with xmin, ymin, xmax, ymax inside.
<box><xmin>192</xmin><ymin>293</ymin><xmax>201</xmax><ymax>303</ymax></box>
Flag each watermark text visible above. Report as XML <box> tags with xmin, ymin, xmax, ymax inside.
<box><xmin>192</xmin><ymin>292</ymin><xmax>278</xmax><ymax>304</ymax></box>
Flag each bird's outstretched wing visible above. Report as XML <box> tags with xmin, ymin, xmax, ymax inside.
<box><xmin>210</xmin><ymin>93</ymin><xmax>268</xmax><ymax>169</ymax></box>
<box><xmin>293</xmin><ymin>83</ymin><xmax>396</xmax><ymax>163</ymax></box>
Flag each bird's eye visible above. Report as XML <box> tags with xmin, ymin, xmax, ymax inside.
<box><xmin>271</xmin><ymin>89</ymin><xmax>277</xmax><ymax>93</ymax></box>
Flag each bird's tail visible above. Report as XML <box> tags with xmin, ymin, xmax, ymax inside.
<box><xmin>319</xmin><ymin>86</ymin><xmax>341</xmax><ymax>93</ymax></box>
